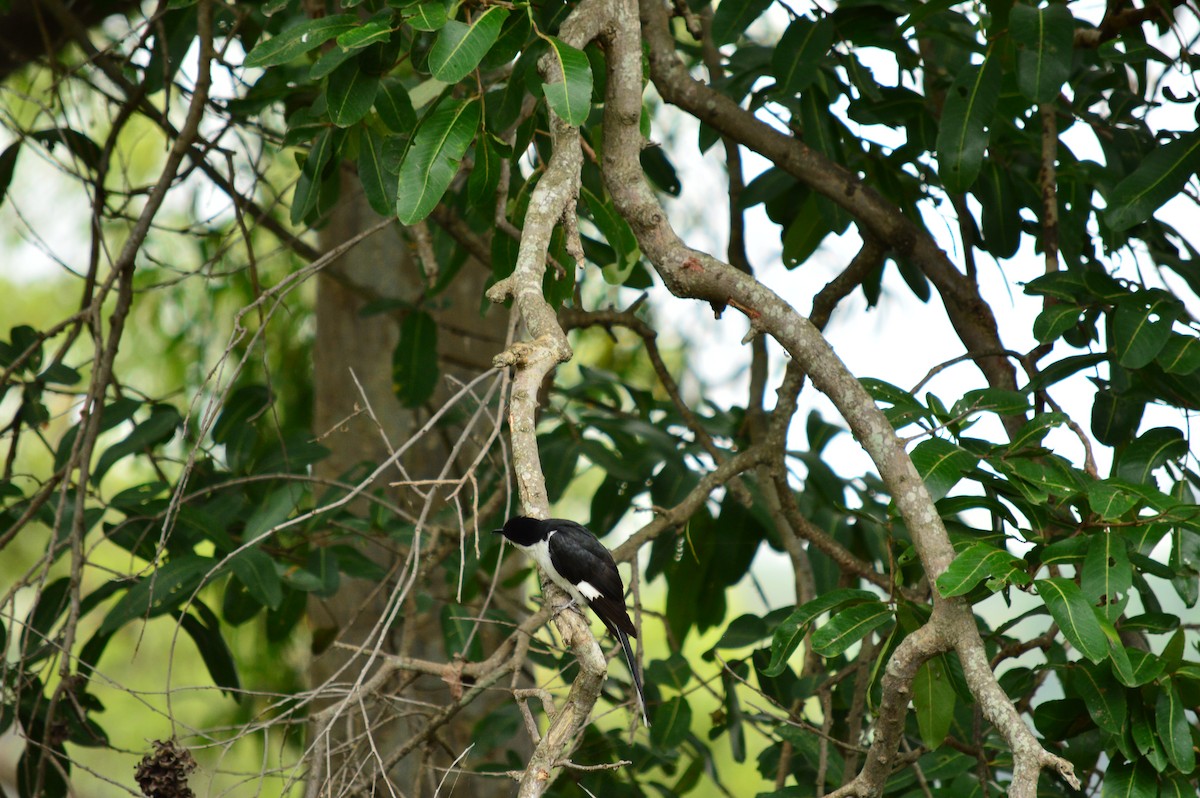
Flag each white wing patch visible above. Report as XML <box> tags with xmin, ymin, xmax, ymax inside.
<box><xmin>575</xmin><ymin>581</ymin><xmax>602</xmax><ymax>601</ymax></box>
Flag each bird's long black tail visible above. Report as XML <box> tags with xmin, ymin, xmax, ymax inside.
<box><xmin>615</xmin><ymin>628</ymin><xmax>650</xmax><ymax>727</ymax></box>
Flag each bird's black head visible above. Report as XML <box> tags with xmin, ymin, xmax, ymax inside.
<box><xmin>492</xmin><ymin>516</ymin><xmax>550</xmax><ymax>546</ymax></box>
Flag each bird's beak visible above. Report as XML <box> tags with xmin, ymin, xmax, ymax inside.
<box><xmin>491</xmin><ymin>528</ymin><xmax>503</xmax><ymax>536</ymax></box>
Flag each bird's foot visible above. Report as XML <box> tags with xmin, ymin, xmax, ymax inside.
<box><xmin>551</xmin><ymin>599</ymin><xmax>585</xmax><ymax>620</ymax></box>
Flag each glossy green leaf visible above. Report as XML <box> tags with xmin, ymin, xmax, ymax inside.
<box><xmin>1086</xmin><ymin>480</ymin><xmax>1141</xmax><ymax>520</ymax></box>
<box><xmin>1091</xmin><ymin>389</ymin><xmax>1145</xmax><ymax>447</ymax></box>
<box><xmin>359</xmin><ymin>126</ymin><xmax>396</xmax><ymax>215</ymax></box>
<box><xmin>936</xmin><ymin>49</ymin><xmax>1001</xmax><ymax>193</ymax></box>
<box><xmin>228</xmin><ymin>546</ymin><xmax>283</xmax><ymax>610</ymax></box>
<box><xmin>406</xmin><ymin>2</ymin><xmax>448</xmax><ymax>32</ymax></box>
<box><xmin>1100</xmin><ymin>759</ymin><xmax>1156</xmax><ymax>798</ymax></box>
<box><xmin>977</xmin><ymin>159</ymin><xmax>1021</xmax><ymax>258</ymax></box>
<box><xmin>396</xmin><ymin>98</ymin><xmax>480</xmax><ymax>224</ymax></box>
<box><xmin>336</xmin><ymin>19</ymin><xmax>393</xmax><ymax>51</ymax></box>
<box><xmin>910</xmin><ymin>438</ymin><xmax>978</xmax><ymax>502</ymax></box>
<box><xmin>393</xmin><ymin>310</ymin><xmax>439</xmax><ymax>407</ymax></box>
<box><xmin>650</xmin><ymin>695</ymin><xmax>692</xmax><ymax>748</ymax></box>
<box><xmin>782</xmin><ymin>192</ymin><xmax>830</xmax><ymax>267</ymax></box>
<box><xmin>180</xmin><ymin>609</ymin><xmax>241</xmax><ymax>700</ymax></box>
<box><xmin>1114</xmin><ymin>426</ymin><xmax>1186</xmax><ymax>484</ymax></box>
<box><xmin>772</xmin><ymin>16</ymin><xmax>833</xmax><ymax>96</ymax></box>
<box><xmin>243</xmin><ymin>483</ymin><xmax>304</xmax><ymax>542</ymax></box>
<box><xmin>428</xmin><ymin>8</ymin><xmax>509</xmax><ymax>84</ymax></box>
<box><xmin>92</xmin><ymin>404</ymin><xmax>182</xmax><ymax>485</ymax></box>
<box><xmin>1035</xmin><ymin>577</ymin><xmax>1108</xmax><ymax>663</ymax></box>
<box><xmin>98</xmin><ymin>556</ymin><xmax>217</xmax><ymax>635</ymax></box>
<box><xmin>1105</xmin><ymin>130</ymin><xmax>1200</xmax><ymax>231</ymax></box>
<box><xmin>376</xmin><ymin>79</ymin><xmax>417</xmax><ymax>133</ymax></box>
<box><xmin>912</xmin><ymin>655</ymin><xmax>954</xmax><ymax>749</ymax></box>
<box><xmin>711</xmin><ymin>0</ymin><xmax>773</xmax><ymax>45</ymax></box>
<box><xmin>1081</xmin><ymin>530</ymin><xmax>1132</xmax><ymax>622</ymax></box>
<box><xmin>581</xmin><ymin>187</ymin><xmax>639</xmax><ymax>284</ymax></box>
<box><xmin>541</xmin><ymin>37</ymin><xmax>593</xmax><ymax>127</ymax></box>
<box><xmin>1156</xmin><ymin>333</ymin><xmax>1200</xmax><ymax>374</ymax></box>
<box><xmin>1156</xmin><ymin>678</ymin><xmax>1196</xmax><ymax>773</ymax></box>
<box><xmin>936</xmin><ymin>542</ymin><xmax>1026</xmax><ymax>597</ymax></box>
<box><xmin>243</xmin><ymin>15</ymin><xmax>358</xmax><ymax>68</ymax></box>
<box><xmin>467</xmin><ymin>133</ymin><xmax>500</xmax><ymax>205</ymax></box>
<box><xmin>326</xmin><ymin>57</ymin><xmax>379</xmax><ymax>127</ymax></box>
<box><xmin>1113</xmin><ymin>294</ymin><xmax>1176</xmax><ymax>369</ymax></box>
<box><xmin>1072</xmin><ymin>660</ymin><xmax>1126</xmax><ymax>734</ymax></box>
<box><xmin>1009</xmin><ymin>3</ymin><xmax>1074</xmax><ymax>103</ymax></box>
<box><xmin>764</xmin><ymin>589</ymin><xmax>878</xmax><ymax>676</ymax></box>
<box><xmin>810</xmin><ymin>601</ymin><xmax>892</xmax><ymax>657</ymax></box>
<box><xmin>1032</xmin><ymin>303</ymin><xmax>1083</xmax><ymax>343</ymax></box>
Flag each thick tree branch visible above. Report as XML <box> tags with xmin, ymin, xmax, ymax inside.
<box><xmin>602</xmin><ymin>3</ymin><xmax>1079</xmax><ymax>794</ymax></box>
<box><xmin>637</xmin><ymin>0</ymin><xmax>1022</xmax><ymax>433</ymax></box>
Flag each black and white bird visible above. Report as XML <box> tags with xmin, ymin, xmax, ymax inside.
<box><xmin>494</xmin><ymin>516</ymin><xmax>650</xmax><ymax>726</ymax></box>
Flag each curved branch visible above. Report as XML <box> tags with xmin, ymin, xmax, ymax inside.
<box><xmin>601</xmin><ymin>2</ymin><xmax>1079</xmax><ymax>793</ymax></box>
<box><xmin>637</xmin><ymin>0</ymin><xmax>1022</xmax><ymax>432</ymax></box>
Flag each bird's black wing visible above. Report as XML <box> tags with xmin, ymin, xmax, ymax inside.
<box><xmin>546</xmin><ymin>520</ymin><xmax>636</xmax><ymax>638</ymax></box>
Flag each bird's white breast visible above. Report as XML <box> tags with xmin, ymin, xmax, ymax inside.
<box><xmin>519</xmin><ymin>531</ymin><xmax>599</xmax><ymax>605</ymax></box>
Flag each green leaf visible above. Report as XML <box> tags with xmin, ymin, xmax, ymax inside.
<box><xmin>936</xmin><ymin>542</ymin><xmax>1026</xmax><ymax>597</ymax></box>
<box><xmin>912</xmin><ymin>656</ymin><xmax>954</xmax><ymax>749</ymax></box>
<box><xmin>1009</xmin><ymin>3</ymin><xmax>1074</xmax><ymax>103</ymax></box>
<box><xmin>406</xmin><ymin>2</ymin><xmax>448</xmax><ymax>32</ymax></box>
<box><xmin>0</xmin><ymin>141</ymin><xmax>20</xmax><ymax>210</ymax></box>
<box><xmin>763</xmin><ymin>589</ymin><xmax>878</xmax><ymax>676</ymax></box>
<box><xmin>1156</xmin><ymin>334</ymin><xmax>1200</xmax><ymax>375</ymax></box>
<box><xmin>650</xmin><ymin>695</ymin><xmax>692</xmax><ymax>748</ymax></box>
<box><xmin>1007</xmin><ymin>411</ymin><xmax>1066</xmax><ymax>452</ymax></box>
<box><xmin>711</xmin><ymin>0</ymin><xmax>773</xmax><ymax>45</ymax></box>
<box><xmin>1072</xmin><ymin>660</ymin><xmax>1126</xmax><ymax>735</ymax></box>
<box><xmin>243</xmin><ymin>15</ymin><xmax>358</xmax><ymax>68</ymax></box>
<box><xmin>936</xmin><ymin>48</ymin><xmax>1001</xmax><ymax>193</ymax></box>
<box><xmin>1113</xmin><ymin>294</ymin><xmax>1176</xmax><ymax>369</ymax></box>
<box><xmin>326</xmin><ymin>57</ymin><xmax>379</xmax><ymax>127</ymax></box>
<box><xmin>1081</xmin><ymin>530</ymin><xmax>1132</xmax><ymax>621</ymax></box>
<box><xmin>910</xmin><ymin>438</ymin><xmax>978</xmax><ymax>502</ymax></box>
<box><xmin>1035</xmin><ymin>577</ymin><xmax>1108</xmax><ymax>663</ymax></box>
<box><xmin>396</xmin><ymin>98</ymin><xmax>480</xmax><ymax>224</ymax></box>
<box><xmin>376</xmin><ymin>79</ymin><xmax>417</xmax><ymax>133</ymax></box>
<box><xmin>772</xmin><ymin>16</ymin><xmax>833</xmax><ymax>96</ymax></box>
<box><xmin>467</xmin><ymin>133</ymin><xmax>501</xmax><ymax>205</ymax></box>
<box><xmin>1032</xmin><ymin>303</ymin><xmax>1083</xmax><ymax>343</ymax></box>
<box><xmin>541</xmin><ymin>38</ymin><xmax>593</xmax><ymax>127</ymax></box>
<box><xmin>359</xmin><ymin>126</ymin><xmax>396</xmax><ymax>215</ymax></box>
<box><xmin>782</xmin><ymin>192</ymin><xmax>831</xmax><ymax>267</ymax></box>
<box><xmin>810</xmin><ymin>601</ymin><xmax>892</xmax><ymax>658</ymax></box>
<box><xmin>243</xmin><ymin>483</ymin><xmax>304</xmax><ymax>542</ymax></box>
<box><xmin>581</xmin><ymin>187</ymin><xmax>639</xmax><ymax>284</ymax></box>
<box><xmin>33</xmin><ymin>128</ymin><xmax>103</xmax><ymax>172</ymax></box>
<box><xmin>1100</xmin><ymin>759</ymin><xmax>1156</xmax><ymax>798</ymax></box>
<box><xmin>21</xmin><ymin>578</ymin><xmax>70</xmax><ymax>661</ymax></box>
<box><xmin>1105</xmin><ymin>130</ymin><xmax>1200</xmax><ymax>231</ymax></box>
<box><xmin>98</xmin><ymin>556</ymin><xmax>217</xmax><ymax>635</ymax></box>
<box><xmin>428</xmin><ymin>8</ymin><xmax>509</xmax><ymax>84</ymax></box>
<box><xmin>180</xmin><ymin>608</ymin><xmax>241</xmax><ymax>701</ymax></box>
<box><xmin>228</xmin><ymin>546</ymin><xmax>283</xmax><ymax>610</ymax></box>
<box><xmin>1086</xmin><ymin>480</ymin><xmax>1142</xmax><ymax>520</ymax></box>
<box><xmin>1156</xmin><ymin>678</ymin><xmax>1196</xmax><ymax>773</ymax></box>
<box><xmin>1114</xmin><ymin>426</ymin><xmax>1186</xmax><ymax>484</ymax></box>
<box><xmin>393</xmin><ymin>310</ymin><xmax>439</xmax><ymax>406</ymax></box>
<box><xmin>92</xmin><ymin>405</ymin><xmax>183</xmax><ymax>485</ymax></box>
<box><xmin>336</xmin><ymin>19</ymin><xmax>393</xmax><ymax>51</ymax></box>
<box><xmin>1092</xmin><ymin>389</ymin><xmax>1145</xmax><ymax>447</ymax></box>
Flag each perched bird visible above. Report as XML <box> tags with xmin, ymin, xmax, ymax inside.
<box><xmin>494</xmin><ymin>515</ymin><xmax>649</xmax><ymax>726</ymax></box>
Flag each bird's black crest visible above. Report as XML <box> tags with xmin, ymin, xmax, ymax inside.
<box><xmin>493</xmin><ymin>515</ymin><xmax>550</xmax><ymax>546</ymax></box>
